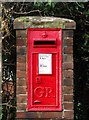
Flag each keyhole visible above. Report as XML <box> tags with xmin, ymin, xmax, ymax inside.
<box><xmin>36</xmin><ymin>77</ymin><xmax>41</xmax><ymax>84</ymax></box>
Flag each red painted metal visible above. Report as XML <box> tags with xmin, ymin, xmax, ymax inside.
<box><xmin>27</xmin><ymin>28</ymin><xmax>62</xmax><ymax>111</ymax></box>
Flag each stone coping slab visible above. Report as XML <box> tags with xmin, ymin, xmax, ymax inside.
<box><xmin>14</xmin><ymin>16</ymin><xmax>76</xmax><ymax>29</ymax></box>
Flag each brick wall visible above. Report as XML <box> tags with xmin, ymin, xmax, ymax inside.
<box><xmin>16</xmin><ymin>30</ymin><xmax>27</xmax><ymax>112</ymax></box>
<box><xmin>62</xmin><ymin>30</ymin><xmax>74</xmax><ymax>120</ymax></box>
<box><xmin>14</xmin><ymin>17</ymin><xmax>76</xmax><ymax>120</ymax></box>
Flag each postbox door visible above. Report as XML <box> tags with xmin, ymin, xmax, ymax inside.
<box><xmin>32</xmin><ymin>53</ymin><xmax>57</xmax><ymax>105</ymax></box>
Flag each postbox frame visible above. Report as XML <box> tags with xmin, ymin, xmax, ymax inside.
<box><xmin>27</xmin><ymin>28</ymin><xmax>62</xmax><ymax>111</ymax></box>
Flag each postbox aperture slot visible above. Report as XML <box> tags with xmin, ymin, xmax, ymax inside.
<box><xmin>33</xmin><ymin>40</ymin><xmax>56</xmax><ymax>47</ymax></box>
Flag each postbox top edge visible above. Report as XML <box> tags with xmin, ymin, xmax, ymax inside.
<box><xmin>14</xmin><ymin>16</ymin><xmax>76</xmax><ymax>30</ymax></box>
<box><xmin>27</xmin><ymin>28</ymin><xmax>62</xmax><ymax>31</ymax></box>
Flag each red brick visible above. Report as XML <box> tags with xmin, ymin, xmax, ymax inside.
<box><xmin>64</xmin><ymin>94</ymin><xmax>73</xmax><ymax>102</ymax></box>
<box><xmin>17</xmin><ymin>86</ymin><xmax>27</xmax><ymax>94</ymax></box>
<box><xmin>17</xmin><ymin>103</ymin><xmax>26</xmax><ymax>110</ymax></box>
<box><xmin>64</xmin><ymin>62</ymin><xmax>73</xmax><ymax>70</ymax></box>
<box><xmin>16</xmin><ymin>70</ymin><xmax>26</xmax><ymax>78</ymax></box>
<box><xmin>17</xmin><ymin>95</ymin><xmax>27</xmax><ymax>103</ymax></box>
<box><xmin>17</xmin><ymin>62</ymin><xmax>26</xmax><ymax>71</ymax></box>
<box><xmin>63</xmin><ymin>30</ymin><xmax>73</xmax><ymax>37</ymax></box>
<box><xmin>64</xmin><ymin>70</ymin><xmax>73</xmax><ymax>78</ymax></box>
<box><xmin>66</xmin><ymin>37</ymin><xmax>73</xmax><ymax>46</ymax></box>
<box><xmin>64</xmin><ymin>78</ymin><xmax>73</xmax><ymax>86</ymax></box>
<box><xmin>64</xmin><ymin>46</ymin><xmax>73</xmax><ymax>54</ymax></box>
<box><xmin>16</xmin><ymin>30</ymin><xmax>27</xmax><ymax>38</ymax></box>
<box><xmin>64</xmin><ymin>111</ymin><xmax>74</xmax><ymax>119</ymax></box>
<box><xmin>17</xmin><ymin>46</ymin><xmax>26</xmax><ymax>55</ymax></box>
<box><xmin>65</xmin><ymin>22</ymin><xmax>76</xmax><ymax>29</ymax></box>
<box><xmin>17</xmin><ymin>56</ymin><xmax>26</xmax><ymax>63</ymax></box>
<box><xmin>41</xmin><ymin>112</ymin><xmax>62</xmax><ymax>118</ymax></box>
<box><xmin>17</xmin><ymin>38</ymin><xmax>27</xmax><ymax>46</ymax></box>
<box><xmin>64</xmin><ymin>102</ymin><xmax>73</xmax><ymax>110</ymax></box>
<box><xmin>17</xmin><ymin>79</ymin><xmax>27</xmax><ymax>86</ymax></box>
<box><xmin>16</xmin><ymin>112</ymin><xmax>38</xmax><ymax>119</ymax></box>
<box><xmin>63</xmin><ymin>54</ymin><xmax>73</xmax><ymax>62</ymax></box>
<box><xmin>64</xmin><ymin>86</ymin><xmax>73</xmax><ymax>94</ymax></box>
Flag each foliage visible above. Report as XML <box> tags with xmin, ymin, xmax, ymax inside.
<box><xmin>1</xmin><ymin>2</ymin><xmax>89</xmax><ymax>120</ymax></box>
<box><xmin>0</xmin><ymin>106</ymin><xmax>2</xmax><ymax>120</ymax></box>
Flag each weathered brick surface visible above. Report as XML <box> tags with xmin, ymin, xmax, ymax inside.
<box><xmin>64</xmin><ymin>86</ymin><xmax>73</xmax><ymax>94</ymax></box>
<box><xmin>63</xmin><ymin>54</ymin><xmax>73</xmax><ymax>62</ymax></box>
<box><xmin>65</xmin><ymin>22</ymin><xmax>76</xmax><ymax>29</ymax></box>
<box><xmin>64</xmin><ymin>102</ymin><xmax>73</xmax><ymax>110</ymax></box>
<box><xmin>64</xmin><ymin>46</ymin><xmax>73</xmax><ymax>54</ymax></box>
<box><xmin>17</xmin><ymin>56</ymin><xmax>26</xmax><ymax>63</ymax></box>
<box><xmin>16</xmin><ymin>30</ymin><xmax>27</xmax><ymax>38</ymax></box>
<box><xmin>16</xmin><ymin>112</ymin><xmax>38</xmax><ymax>118</ymax></box>
<box><xmin>16</xmin><ymin>38</ymin><xmax>27</xmax><ymax>46</ymax></box>
<box><xmin>64</xmin><ymin>70</ymin><xmax>73</xmax><ymax>78</ymax></box>
<box><xmin>17</xmin><ymin>112</ymin><xmax>63</xmax><ymax>119</ymax></box>
<box><xmin>17</xmin><ymin>46</ymin><xmax>26</xmax><ymax>55</ymax></box>
<box><xmin>17</xmin><ymin>86</ymin><xmax>27</xmax><ymax>94</ymax></box>
<box><xmin>64</xmin><ymin>62</ymin><xmax>73</xmax><ymax>70</ymax></box>
<box><xmin>17</xmin><ymin>78</ymin><xmax>27</xmax><ymax>86</ymax></box>
<box><xmin>65</xmin><ymin>37</ymin><xmax>73</xmax><ymax>46</ymax></box>
<box><xmin>17</xmin><ymin>103</ymin><xmax>27</xmax><ymax>111</ymax></box>
<box><xmin>63</xmin><ymin>30</ymin><xmax>74</xmax><ymax>38</ymax></box>
<box><xmin>15</xmin><ymin>17</ymin><xmax>75</xmax><ymax>119</ymax></box>
<box><xmin>64</xmin><ymin>111</ymin><xmax>74</xmax><ymax>119</ymax></box>
<box><xmin>17</xmin><ymin>95</ymin><xmax>27</xmax><ymax>103</ymax></box>
<box><xmin>17</xmin><ymin>62</ymin><xmax>26</xmax><ymax>71</ymax></box>
<box><xmin>64</xmin><ymin>94</ymin><xmax>73</xmax><ymax>102</ymax></box>
<box><xmin>40</xmin><ymin>112</ymin><xmax>62</xmax><ymax>118</ymax></box>
<box><xmin>17</xmin><ymin>70</ymin><xmax>26</xmax><ymax>78</ymax></box>
<box><xmin>64</xmin><ymin>78</ymin><xmax>73</xmax><ymax>86</ymax></box>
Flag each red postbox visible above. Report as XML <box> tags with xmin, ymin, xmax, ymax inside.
<box><xmin>27</xmin><ymin>28</ymin><xmax>62</xmax><ymax>111</ymax></box>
